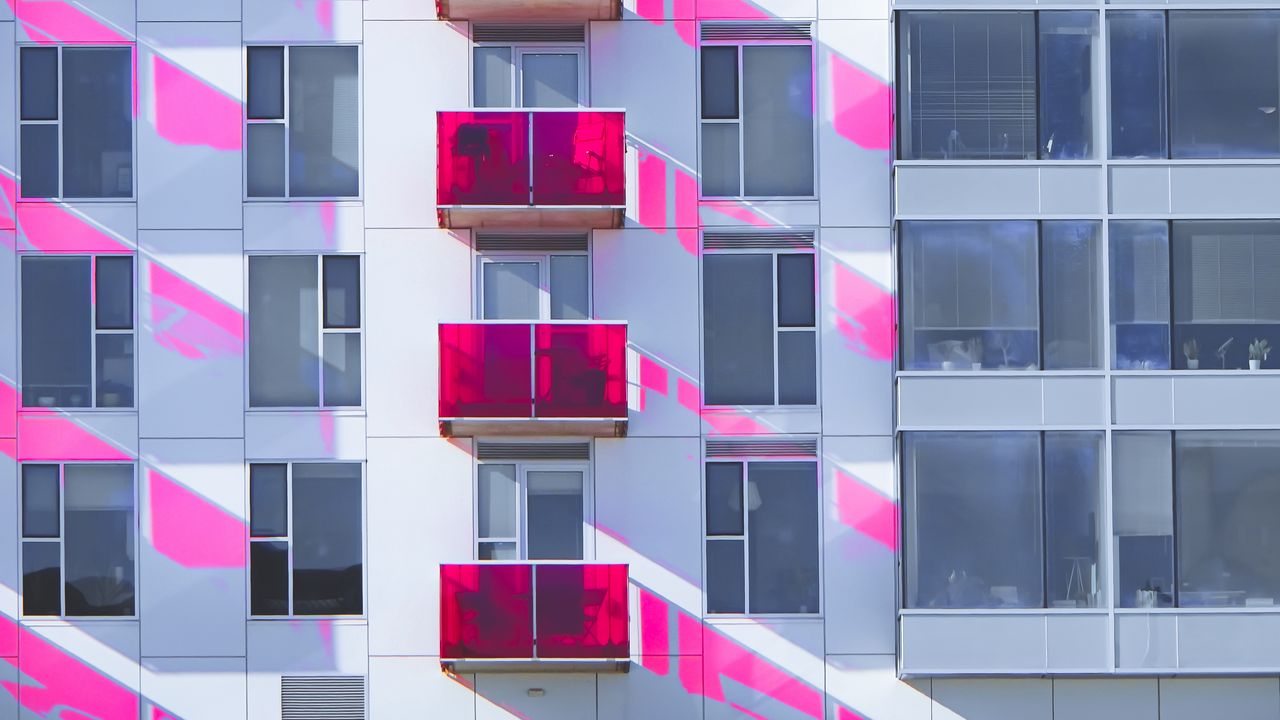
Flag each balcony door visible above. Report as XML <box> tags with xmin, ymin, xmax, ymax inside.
<box><xmin>479</xmin><ymin>253</ymin><xmax>589</xmax><ymax>320</ymax></box>
<box><xmin>476</xmin><ymin>463</ymin><xmax>591</xmax><ymax>561</ymax></box>
<box><xmin>473</xmin><ymin>46</ymin><xmax>585</xmax><ymax>108</ymax></box>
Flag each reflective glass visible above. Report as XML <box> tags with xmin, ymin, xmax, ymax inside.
<box><xmin>1110</xmin><ymin>221</ymin><xmax>1171</xmax><ymax>370</ymax></box>
<box><xmin>247</xmin><ymin>46</ymin><xmax>285</xmax><ymax>120</ymax></box>
<box><xmin>248</xmin><ymin>256</ymin><xmax>319</xmax><ymax>407</ymax></box>
<box><xmin>483</xmin><ymin>262</ymin><xmax>539</xmax><ymax>320</ymax></box>
<box><xmin>63</xmin><ymin>464</ymin><xmax>134</xmax><ymax>616</ymax></box>
<box><xmin>1113</xmin><ymin>432</ymin><xmax>1174</xmax><ymax>608</ymax></box>
<box><xmin>289</xmin><ymin>46</ymin><xmax>359</xmax><ymax>197</ymax></box>
<box><xmin>1109</xmin><ymin>12</ymin><xmax>1168</xmax><ymax>159</ymax></box>
<box><xmin>322</xmin><ymin>333</ymin><xmax>361</xmax><ymax>407</ymax></box>
<box><xmin>250</xmin><ymin>541</ymin><xmax>289</xmax><ymax>615</ymax></box>
<box><xmin>1043</xmin><ymin>221</ymin><xmax>1102</xmax><ymax>369</ymax></box>
<box><xmin>291</xmin><ymin>463</ymin><xmax>362</xmax><ymax>615</ymax></box>
<box><xmin>1044</xmin><ymin>432</ymin><xmax>1103</xmax><ymax>608</ymax></box>
<box><xmin>20</xmin><ymin>123</ymin><xmax>58</xmax><ymax>198</ymax></box>
<box><xmin>700</xmin><ymin>123</ymin><xmax>740</xmax><ymax>197</ymax></box>
<box><xmin>742</xmin><ymin>46</ymin><xmax>813</xmax><ymax>196</ymax></box>
<box><xmin>747</xmin><ymin>462</ymin><xmax>819</xmax><ymax>613</ymax></box>
<box><xmin>62</xmin><ymin>48</ymin><xmax>132</xmax><ymax>198</ymax></box>
<box><xmin>21</xmin><ymin>47</ymin><xmax>57</xmax><ymax>120</ymax></box>
<box><xmin>704</xmin><ymin>254</ymin><xmax>774</xmax><ymax>404</ymax></box>
<box><xmin>701</xmin><ymin>46</ymin><xmax>739</xmax><ymax>120</ymax></box>
<box><xmin>95</xmin><ymin>334</ymin><xmax>134</xmax><ymax>409</ymax></box>
<box><xmin>1039</xmin><ymin>12</ymin><xmax>1097</xmax><ymax>159</ymax></box>
<box><xmin>249</xmin><ymin>464</ymin><xmax>288</xmax><ymax>538</ymax></box>
<box><xmin>778</xmin><ymin>331</ymin><xmax>817</xmax><ymax>405</ymax></box>
<box><xmin>706</xmin><ymin>539</ymin><xmax>745</xmax><ymax>614</ymax></box>
<box><xmin>521</xmin><ymin>53</ymin><xmax>578</xmax><ymax>108</ymax></box>
<box><xmin>526</xmin><ymin>471</ymin><xmax>583</xmax><ymax>560</ymax></box>
<box><xmin>22</xmin><ymin>257</ymin><xmax>91</xmax><ymax>407</ymax></box>
<box><xmin>477</xmin><ymin>464</ymin><xmax>517</xmax><ymax>540</ymax></box>
<box><xmin>550</xmin><ymin>255</ymin><xmax>589</xmax><ymax>320</ymax></box>
<box><xmin>706</xmin><ymin>462</ymin><xmax>744</xmax><ymax>536</ymax></box>
<box><xmin>247</xmin><ymin>123</ymin><xmax>286</xmax><ymax>197</ymax></box>
<box><xmin>322</xmin><ymin>256</ymin><xmax>360</xmax><ymax>329</ymax></box>
<box><xmin>22</xmin><ymin>465</ymin><xmax>59</xmax><ymax>538</ymax></box>
<box><xmin>95</xmin><ymin>256</ymin><xmax>133</xmax><ymax>330</ymax></box>
<box><xmin>23</xmin><ymin>542</ymin><xmax>60</xmax><ymax>616</ymax></box>
<box><xmin>777</xmin><ymin>254</ymin><xmax>815</xmax><ymax>327</ymax></box>
<box><xmin>474</xmin><ymin>47</ymin><xmax>513</xmax><ymax>108</ymax></box>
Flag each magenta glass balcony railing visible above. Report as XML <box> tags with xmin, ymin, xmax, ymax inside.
<box><xmin>438</xmin><ymin>322</ymin><xmax>627</xmax><ymax>422</ymax></box>
<box><xmin>437</xmin><ymin>110</ymin><xmax>625</xmax><ymax>209</ymax></box>
<box><xmin>440</xmin><ymin>563</ymin><xmax>629</xmax><ymax>662</ymax></box>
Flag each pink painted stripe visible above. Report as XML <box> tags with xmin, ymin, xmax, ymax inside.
<box><xmin>149</xmin><ymin>263</ymin><xmax>244</xmax><ymax>342</ymax></box>
<box><xmin>835</xmin><ymin>469</ymin><xmax>898</xmax><ymax>552</ymax></box>
<box><xmin>831</xmin><ymin>54</ymin><xmax>893</xmax><ymax>152</ymax></box>
<box><xmin>152</xmin><ymin>55</ymin><xmax>242</xmax><ymax>151</ymax></box>
<box><xmin>18</xmin><ymin>204</ymin><xmax>131</xmax><ymax>254</ymax></box>
<box><xmin>149</xmin><ymin>469</ymin><xmax>246</xmax><ymax>569</ymax></box>
<box><xmin>17</xmin><ymin>412</ymin><xmax>132</xmax><ymax>461</ymax></box>
<box><xmin>638</xmin><ymin>589</ymin><xmax>670</xmax><ymax>674</ymax></box>
<box><xmin>11</xmin><ymin>0</ymin><xmax>131</xmax><ymax>43</ymax></box>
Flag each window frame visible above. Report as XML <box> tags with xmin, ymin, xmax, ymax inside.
<box><xmin>18</xmin><ymin>253</ymin><xmax>138</xmax><ymax>410</ymax></box>
<box><xmin>242</xmin><ymin>43</ymin><xmax>364</xmax><ymax>202</ymax></box>
<box><xmin>19</xmin><ymin>461</ymin><xmax>139</xmax><ymax>619</ymax></box>
<box><xmin>246</xmin><ymin>460</ymin><xmax>368</xmax><ymax>619</ymax></box>
<box><xmin>696</xmin><ymin>38</ymin><xmax>818</xmax><ymax>200</ymax></box>
<box><xmin>473</xmin><ymin>459</ymin><xmax>595</xmax><ymax>562</ymax></box>
<box><xmin>244</xmin><ymin>252</ymin><xmax>366</xmax><ymax>411</ymax></box>
<box><xmin>701</xmin><ymin>452</ymin><xmax>822</xmax><ymax>618</ymax></box>
<box><xmin>470</xmin><ymin>41</ymin><xmax>589</xmax><ymax>108</ymax></box>
<box><xmin>474</xmin><ymin>248</ymin><xmax>593</xmax><ymax>320</ymax></box>
<box><xmin>17</xmin><ymin>43</ymin><xmax>138</xmax><ymax>202</ymax></box>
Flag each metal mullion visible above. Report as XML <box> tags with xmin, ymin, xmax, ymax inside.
<box><xmin>518</xmin><ymin>464</ymin><xmax>529</xmax><ymax>560</ymax></box>
<box><xmin>737</xmin><ymin>46</ymin><xmax>745</xmax><ymax>196</ymax></box>
<box><xmin>741</xmin><ymin>462</ymin><xmax>751</xmax><ymax>614</ymax></box>
<box><xmin>317</xmin><ymin>256</ymin><xmax>326</xmax><ymax>407</ymax></box>
<box><xmin>56</xmin><ymin>46</ymin><xmax>63</xmax><ymax>199</ymax></box>
<box><xmin>89</xmin><ymin>257</ymin><xmax>97</xmax><ymax>407</ymax></box>
<box><xmin>283</xmin><ymin>47</ymin><xmax>292</xmax><ymax>199</ymax></box>
<box><xmin>58</xmin><ymin>463</ymin><xmax>65</xmax><ymax>616</ymax></box>
<box><xmin>286</xmin><ymin>463</ymin><xmax>295</xmax><ymax>616</ymax></box>
<box><xmin>772</xmin><ymin>253</ymin><xmax>780</xmax><ymax>405</ymax></box>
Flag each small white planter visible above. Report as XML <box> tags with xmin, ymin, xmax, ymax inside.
<box><xmin>1187</xmin><ymin>359</ymin><xmax>1199</xmax><ymax>370</ymax></box>
<box><xmin>1251</xmin><ymin>359</ymin><xmax>1263</xmax><ymax>370</ymax></box>
<box><xmin>941</xmin><ymin>361</ymin><xmax>955</xmax><ymax>371</ymax></box>
<box><xmin>971</xmin><ymin>362</ymin><xmax>983</xmax><ymax>371</ymax></box>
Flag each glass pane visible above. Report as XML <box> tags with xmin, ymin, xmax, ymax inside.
<box><xmin>777</xmin><ymin>254</ymin><xmax>815</xmax><ymax>327</ymax></box>
<box><xmin>250</xmin><ymin>541</ymin><xmax>289</xmax><ymax>615</ymax></box>
<box><xmin>22</xmin><ymin>257</ymin><xmax>91</xmax><ymax>407</ymax></box>
<box><xmin>474</xmin><ymin>47</ymin><xmax>513</xmax><ymax>108</ymax></box>
<box><xmin>1045</xmin><ymin>432</ymin><xmax>1103</xmax><ymax>608</ymax></box>
<box><xmin>249</xmin><ymin>464</ymin><xmax>288</xmax><ymax>538</ymax></box>
<box><xmin>23</xmin><ymin>542</ymin><xmax>60</xmax><ymax>616</ymax></box>
<box><xmin>477</xmin><ymin>465</ymin><xmax>517</xmax><ymax>540</ymax></box>
<box><xmin>703</xmin><ymin>254</ymin><xmax>774</xmax><ymax>404</ymax></box>
<box><xmin>1171</xmin><ymin>12</ymin><xmax>1280</xmax><ymax>158</ymax></box>
<box><xmin>526</xmin><ymin>471</ymin><xmax>584</xmax><ymax>561</ymax></box>
<box><xmin>778</xmin><ymin>331</ymin><xmax>817</xmax><ymax>405</ymax></box>
<box><xmin>322</xmin><ymin>256</ymin><xmax>360</xmax><ymax>329</ymax></box>
<box><xmin>483</xmin><ymin>262</ymin><xmax>540</xmax><ymax>320</ymax></box>
<box><xmin>247</xmin><ymin>123</ymin><xmax>286</xmax><ymax>197</ymax></box>
<box><xmin>701</xmin><ymin>46</ymin><xmax>739</xmax><ymax>120</ymax></box>
<box><xmin>479</xmin><ymin>542</ymin><xmax>517</xmax><ymax>560</ymax></box>
<box><xmin>247</xmin><ymin>46</ymin><xmax>285</xmax><ymax>120</ymax></box>
<box><xmin>62</xmin><ymin>47</ymin><xmax>132</xmax><ymax>198</ymax></box>
<box><xmin>706</xmin><ymin>539</ymin><xmax>745</xmax><ymax>613</ymax></box>
<box><xmin>22</xmin><ymin>465</ymin><xmax>59</xmax><ymax>538</ymax></box>
<box><xmin>521</xmin><ymin>53</ymin><xmax>578</xmax><ymax>108</ymax></box>
<box><xmin>63</xmin><ymin>464</ymin><xmax>134</xmax><ymax>616</ymax></box>
<box><xmin>533</xmin><ymin>323</ymin><xmax>628</xmax><ymax>419</ymax></box>
<box><xmin>1109</xmin><ymin>12</ymin><xmax>1168</xmax><ymax>159</ymax></box>
<box><xmin>1043</xmin><ymin>221</ymin><xmax>1102</xmax><ymax>370</ymax></box>
<box><xmin>1110</xmin><ymin>221</ymin><xmax>1171</xmax><ymax>369</ymax></box>
<box><xmin>706</xmin><ymin>462</ymin><xmax>744</xmax><ymax>536</ymax></box>
<box><xmin>1113</xmin><ymin>432</ymin><xmax>1174</xmax><ymax>608</ymax></box>
<box><xmin>1176</xmin><ymin>432</ymin><xmax>1280</xmax><ymax>608</ymax></box>
<box><xmin>292</xmin><ymin>463</ymin><xmax>362</xmax><ymax>615</ymax></box>
<box><xmin>20</xmin><ymin>124</ymin><xmax>58</xmax><ymax>198</ymax></box>
<box><xmin>322</xmin><ymin>333</ymin><xmax>361</xmax><ymax>407</ymax></box>
<box><xmin>700</xmin><ymin>123</ymin><xmax>740</xmax><ymax>197</ymax></box>
<box><xmin>901</xmin><ymin>221</ymin><xmax>1040</xmax><ymax>371</ymax></box>
<box><xmin>1172</xmin><ymin>221</ymin><xmax>1280</xmax><ymax>371</ymax></box>
<box><xmin>550</xmin><ymin>255</ymin><xmax>589</xmax><ymax>320</ymax></box>
<box><xmin>534</xmin><ymin>564</ymin><xmax>628</xmax><ymax>659</ymax></box>
<box><xmin>95</xmin><ymin>334</ymin><xmax>134</xmax><ymax>409</ymax></box>
<box><xmin>1039</xmin><ymin>12</ymin><xmax>1096</xmax><ymax>159</ymax></box>
<box><xmin>248</xmin><ymin>256</ymin><xmax>319</xmax><ymax>407</ymax></box>
<box><xmin>747</xmin><ymin>462</ymin><xmax>819</xmax><ymax>613</ymax></box>
<box><xmin>742</xmin><ymin>46</ymin><xmax>813</xmax><ymax>196</ymax></box>
<box><xmin>904</xmin><ymin>433</ymin><xmax>1043</xmax><ymax>608</ymax></box>
<box><xmin>95</xmin><ymin>256</ymin><xmax>133</xmax><ymax>330</ymax></box>
<box><xmin>289</xmin><ymin>46</ymin><xmax>359</xmax><ymax>197</ymax></box>
<box><xmin>20</xmin><ymin>47</ymin><xmax>57</xmax><ymax>121</ymax></box>
<box><xmin>899</xmin><ymin>12</ymin><xmax>1037</xmax><ymax>160</ymax></box>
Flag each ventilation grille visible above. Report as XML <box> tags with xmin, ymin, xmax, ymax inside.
<box><xmin>473</xmin><ymin>24</ymin><xmax>586</xmax><ymax>43</ymax></box>
<box><xmin>706</xmin><ymin>437</ymin><xmax>817</xmax><ymax>458</ymax></box>
<box><xmin>477</xmin><ymin>442</ymin><xmax>591</xmax><ymax>461</ymax></box>
<box><xmin>477</xmin><ymin>234</ymin><xmax>589</xmax><ymax>252</ymax></box>
<box><xmin>703</xmin><ymin>230</ymin><xmax>815</xmax><ymax>250</ymax></box>
<box><xmin>701</xmin><ymin>22</ymin><xmax>812</xmax><ymax>42</ymax></box>
<box><xmin>282</xmin><ymin>676</ymin><xmax>365</xmax><ymax>720</ymax></box>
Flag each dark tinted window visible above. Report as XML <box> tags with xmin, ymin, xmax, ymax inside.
<box><xmin>20</xmin><ymin>47</ymin><xmax>58</xmax><ymax>121</ymax></box>
<box><xmin>22</xmin><ymin>465</ymin><xmax>59</xmax><ymax>538</ymax></box>
<box><xmin>291</xmin><ymin>464</ymin><xmax>362</xmax><ymax>615</ymax></box>
<box><xmin>62</xmin><ymin>47</ymin><xmax>132</xmax><ymax>198</ymax></box>
<box><xmin>703</xmin><ymin>254</ymin><xmax>774</xmax><ymax>405</ymax></box>
<box><xmin>701</xmin><ymin>46</ymin><xmax>738</xmax><ymax>120</ymax></box>
<box><xmin>22</xmin><ymin>257</ymin><xmax>91</xmax><ymax>407</ymax></box>
<box><xmin>247</xmin><ymin>46</ymin><xmax>285</xmax><ymax>120</ymax></box>
<box><xmin>250</xmin><ymin>464</ymin><xmax>289</xmax><ymax>537</ymax></box>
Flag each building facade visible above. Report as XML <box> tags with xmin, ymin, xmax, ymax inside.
<box><xmin>0</xmin><ymin>0</ymin><xmax>1278</xmax><ymax>718</ymax></box>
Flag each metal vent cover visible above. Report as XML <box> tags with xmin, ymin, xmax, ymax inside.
<box><xmin>700</xmin><ymin>21</ymin><xmax>812</xmax><ymax>42</ymax></box>
<box><xmin>705</xmin><ymin>437</ymin><xmax>818</xmax><ymax>458</ymax></box>
<box><xmin>477</xmin><ymin>234</ymin><xmax>589</xmax><ymax>252</ymax></box>
<box><xmin>281</xmin><ymin>676</ymin><xmax>366</xmax><ymax>720</ymax></box>
<box><xmin>473</xmin><ymin>24</ymin><xmax>586</xmax><ymax>43</ymax></box>
<box><xmin>703</xmin><ymin>230</ymin><xmax>816</xmax><ymax>250</ymax></box>
<box><xmin>477</xmin><ymin>442</ymin><xmax>592</xmax><ymax>460</ymax></box>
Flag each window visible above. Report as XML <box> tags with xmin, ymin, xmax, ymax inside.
<box><xmin>20</xmin><ymin>46</ymin><xmax>133</xmax><ymax>199</ymax></box>
<box><xmin>21</xmin><ymin>463</ymin><xmax>136</xmax><ymax>617</ymax></box>
<box><xmin>479</xmin><ymin>253</ymin><xmax>589</xmax><ymax>320</ymax></box>
<box><xmin>21</xmin><ymin>255</ymin><xmax>134</xmax><ymax>408</ymax></box>
<box><xmin>249</xmin><ymin>463</ymin><xmax>363</xmax><ymax>616</ymax></box>
<box><xmin>248</xmin><ymin>255</ymin><xmax>362</xmax><ymax>408</ymax></box>
<box><xmin>1109</xmin><ymin>12</ymin><xmax>1168</xmax><ymax>159</ymax></box>
<box><xmin>474</xmin><ymin>45</ymin><xmax>584</xmax><ymax>108</ymax></box>
<box><xmin>476</xmin><ymin>463</ymin><xmax>589</xmax><ymax>560</ymax></box>
<box><xmin>704</xmin><ymin>459</ymin><xmax>819</xmax><ymax>614</ymax></box>
<box><xmin>1110</xmin><ymin>221</ymin><xmax>1171</xmax><ymax>369</ymax></box>
<box><xmin>903</xmin><ymin>432</ymin><xmax>1103</xmax><ymax>609</ymax></box>
<box><xmin>900</xmin><ymin>221</ymin><xmax>1102</xmax><ymax>371</ymax></box>
<box><xmin>700</xmin><ymin>43</ymin><xmax>814</xmax><ymax>197</ymax></box>
<box><xmin>246</xmin><ymin>45</ymin><xmax>359</xmax><ymax>198</ymax></box>
<box><xmin>703</xmin><ymin>249</ymin><xmax>816</xmax><ymax>405</ymax></box>
<box><xmin>897</xmin><ymin>12</ymin><xmax>1098</xmax><ymax>160</ymax></box>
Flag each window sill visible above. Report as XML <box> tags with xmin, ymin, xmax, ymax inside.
<box><xmin>248</xmin><ymin>616</ymin><xmax>367</xmax><ymax>623</ymax></box>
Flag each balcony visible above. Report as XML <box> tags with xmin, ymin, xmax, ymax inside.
<box><xmin>436</xmin><ymin>0</ymin><xmax>621</xmax><ymax>21</ymax></box>
<box><xmin>438</xmin><ymin>321</ymin><xmax>628</xmax><ymax>437</ymax></box>
<box><xmin>440</xmin><ymin>563</ymin><xmax>630</xmax><ymax>672</ymax></box>
<box><xmin>437</xmin><ymin>110</ymin><xmax>626</xmax><ymax>229</ymax></box>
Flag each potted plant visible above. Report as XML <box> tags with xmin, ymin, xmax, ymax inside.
<box><xmin>1183</xmin><ymin>338</ymin><xmax>1199</xmax><ymax>370</ymax></box>
<box><xmin>965</xmin><ymin>337</ymin><xmax>983</xmax><ymax>371</ymax></box>
<box><xmin>1250</xmin><ymin>338</ymin><xmax>1270</xmax><ymax>370</ymax></box>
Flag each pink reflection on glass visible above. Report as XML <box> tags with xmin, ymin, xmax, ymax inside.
<box><xmin>833</xmin><ymin>262</ymin><xmax>895</xmax><ymax>362</ymax></box>
<box><xmin>438</xmin><ymin>323</ymin><xmax>533</xmax><ymax>419</ymax></box>
<box><xmin>0</xmin><ymin>617</ymin><xmax>140</xmax><ymax>720</ymax></box>
<box><xmin>440</xmin><ymin>564</ymin><xmax>534</xmax><ymax>659</ymax></box>
<box><xmin>535</xmin><ymin>564</ymin><xmax>628</xmax><ymax>659</ymax></box>
<box><xmin>18</xmin><ymin>204</ymin><xmax>131</xmax><ymax>254</ymax></box>
<box><xmin>531</xmin><ymin>112</ymin><xmax>625</xmax><ymax>206</ymax></box>
<box><xmin>534</xmin><ymin>323</ymin><xmax>627</xmax><ymax>419</ymax></box>
<box><xmin>148</xmin><ymin>469</ymin><xmax>246</xmax><ymax>569</ymax></box>
<box><xmin>152</xmin><ymin>56</ymin><xmax>242</xmax><ymax>152</ymax></box>
<box><xmin>830</xmin><ymin>54</ymin><xmax>894</xmax><ymax>152</ymax></box>
<box><xmin>437</xmin><ymin>112</ymin><xmax>530</xmax><ymax>206</ymax></box>
<box><xmin>17</xmin><ymin>413</ymin><xmax>132</xmax><ymax>462</ymax></box>
<box><xmin>149</xmin><ymin>262</ymin><xmax>244</xmax><ymax>360</ymax></box>
<box><xmin>835</xmin><ymin>469</ymin><xmax>898</xmax><ymax>552</ymax></box>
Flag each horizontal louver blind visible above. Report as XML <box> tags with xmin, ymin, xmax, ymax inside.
<box><xmin>477</xmin><ymin>442</ymin><xmax>591</xmax><ymax>460</ymax></box>
<box><xmin>701</xmin><ymin>21</ymin><xmax>812</xmax><ymax>42</ymax></box>
<box><xmin>282</xmin><ymin>676</ymin><xmax>366</xmax><ymax>720</ymax></box>
<box><xmin>706</xmin><ymin>438</ymin><xmax>817</xmax><ymax>457</ymax></box>
<box><xmin>476</xmin><ymin>234</ymin><xmax>589</xmax><ymax>252</ymax></box>
<box><xmin>703</xmin><ymin>230</ymin><xmax>815</xmax><ymax>250</ymax></box>
<box><xmin>473</xmin><ymin>24</ymin><xmax>586</xmax><ymax>43</ymax></box>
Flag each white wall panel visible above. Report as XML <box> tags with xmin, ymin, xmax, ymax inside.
<box><xmin>17</xmin><ymin>203</ymin><xmax>136</xmax><ymax>254</ymax></box>
<box><xmin>899</xmin><ymin>377</ymin><xmax>1043</xmax><ymax>427</ymax></box>
<box><xmin>1110</xmin><ymin>167</ymin><xmax>1171</xmax><ymax>215</ymax></box>
<box><xmin>17</xmin><ymin>411</ymin><xmax>138</xmax><ymax>461</ymax></box>
<box><xmin>1176</xmin><ymin>613</ymin><xmax>1280</xmax><ymax>669</ymax></box>
<box><xmin>244</xmin><ymin>0</ymin><xmax>363</xmax><ymax>43</ymax></box>
<box><xmin>1159</xmin><ymin>679</ymin><xmax>1280</xmax><ymax>720</ymax></box>
<box><xmin>244</xmin><ymin>412</ymin><xmax>366</xmax><ymax>461</ymax></box>
<box><xmin>247</xmin><ymin>621</ymin><xmax>368</xmax><ymax>720</ymax></box>
<box><xmin>1113</xmin><ymin>377</ymin><xmax>1174</xmax><ymax>425</ymax></box>
<box><xmin>931</xmin><ymin>679</ymin><xmax>1052</xmax><ymax>720</ymax></box>
<box><xmin>699</xmin><ymin>200</ymin><xmax>820</xmax><ymax>228</ymax></box>
<box><xmin>371</xmin><ymin>656</ymin><xmax>475</xmax><ymax>719</ymax></box>
<box><xmin>818</xmin><ymin>0</ymin><xmax>888</xmax><ymax>19</ymax></box>
<box><xmin>364</xmin><ymin>0</ymin><xmax>437</xmax><ymax>20</ymax></box>
<box><xmin>243</xmin><ymin>203</ymin><xmax>364</xmax><ymax>253</ymax></box>
<box><xmin>476</xmin><ymin>674</ymin><xmax>596</xmax><ymax>720</ymax></box>
<box><xmin>1173</xmin><ymin>375</ymin><xmax>1280</xmax><ymax>425</ymax></box>
<box><xmin>1053</xmin><ymin>680</ymin><xmax>1157</xmax><ymax>720</ymax></box>
<box><xmin>1115</xmin><ymin>614</ymin><xmax>1177</xmax><ymax>670</ymax></box>
<box><xmin>901</xmin><ymin>615</ymin><xmax>1047</xmax><ymax>674</ymax></box>
<box><xmin>599</xmin><ymin>658</ymin><xmax>703</xmax><ymax>720</ymax></box>
<box><xmin>19</xmin><ymin>623</ymin><xmax>140</xmax><ymax>719</ymax></box>
<box><xmin>0</xmin><ymin>452</ymin><xmax>15</xmax><ymax>631</ymax></box>
<box><xmin>1170</xmin><ymin>166</ymin><xmax>1280</xmax><ymax>216</ymax></box>
<box><xmin>0</xmin><ymin>230</ymin><xmax>14</xmax><ymax>410</ymax></box>
<box><xmin>139</xmin><ymin>0</ymin><xmax>239</xmax><ymax>22</ymax></box>
<box><xmin>826</xmin><ymin>655</ymin><xmax>930</xmax><ymax>720</ymax></box>
<box><xmin>696</xmin><ymin>0</ymin><xmax>816</xmax><ymax>19</ymax></box>
<box><xmin>141</xmin><ymin>657</ymin><xmax>247</xmax><ymax>720</ymax></box>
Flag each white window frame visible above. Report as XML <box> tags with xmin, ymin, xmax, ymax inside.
<box><xmin>244</xmin><ymin>252</ymin><xmax>366</xmax><ymax>411</ymax></box>
<box><xmin>18</xmin><ymin>253</ymin><xmax>137</xmax><ymax>410</ymax></box>
<box><xmin>474</xmin><ymin>460</ymin><xmax>594</xmax><ymax>561</ymax></box>
<box><xmin>695</xmin><ymin>40</ymin><xmax>818</xmax><ymax>201</ymax></box>
<box><xmin>17</xmin><ymin>44</ymin><xmax>137</xmax><ymax>202</ymax></box>
<box><xmin>247</xmin><ymin>461</ymin><xmax>368</xmax><ymax>619</ymax></box>
<box><xmin>19</xmin><ymin>461</ymin><xmax>139</xmax><ymax>619</ymax></box>
<box><xmin>471</xmin><ymin>43</ymin><xmax>588</xmax><ymax>108</ymax></box>
<box><xmin>242</xmin><ymin>43</ymin><xmax>364</xmax><ymax>201</ymax></box>
<box><xmin>475</xmin><ymin>249</ymin><xmax>593</xmax><ymax>320</ymax></box>
<box><xmin>701</xmin><ymin>454</ymin><xmax>822</xmax><ymax>618</ymax></box>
